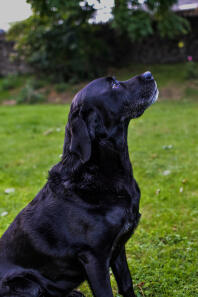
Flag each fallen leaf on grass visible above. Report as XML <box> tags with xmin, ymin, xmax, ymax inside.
<box><xmin>135</xmin><ymin>282</ymin><xmax>145</xmax><ymax>297</ymax></box>
<box><xmin>162</xmin><ymin>145</ymin><xmax>173</xmax><ymax>150</ymax></box>
<box><xmin>156</xmin><ymin>189</ymin><xmax>161</xmax><ymax>195</ymax></box>
<box><xmin>44</xmin><ymin>128</ymin><xmax>61</xmax><ymax>135</ymax></box>
<box><xmin>179</xmin><ymin>187</ymin><xmax>183</xmax><ymax>193</ymax></box>
<box><xmin>136</xmin><ymin>282</ymin><xmax>145</xmax><ymax>288</ymax></box>
<box><xmin>163</xmin><ymin>170</ymin><xmax>171</xmax><ymax>176</ymax></box>
<box><xmin>43</xmin><ymin>128</ymin><xmax>54</xmax><ymax>135</ymax></box>
<box><xmin>182</xmin><ymin>178</ymin><xmax>187</xmax><ymax>184</ymax></box>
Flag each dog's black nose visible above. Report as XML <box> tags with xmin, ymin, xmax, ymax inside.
<box><xmin>142</xmin><ymin>71</ymin><xmax>153</xmax><ymax>81</ymax></box>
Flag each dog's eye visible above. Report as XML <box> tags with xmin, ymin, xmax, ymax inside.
<box><xmin>112</xmin><ymin>77</ymin><xmax>120</xmax><ymax>89</ymax></box>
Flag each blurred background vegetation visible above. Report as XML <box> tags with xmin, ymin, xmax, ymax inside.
<box><xmin>0</xmin><ymin>0</ymin><xmax>198</xmax><ymax>104</ymax></box>
<box><xmin>3</xmin><ymin>0</ymin><xmax>197</xmax><ymax>81</ymax></box>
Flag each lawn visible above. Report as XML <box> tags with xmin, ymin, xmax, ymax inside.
<box><xmin>0</xmin><ymin>99</ymin><xmax>198</xmax><ymax>296</ymax></box>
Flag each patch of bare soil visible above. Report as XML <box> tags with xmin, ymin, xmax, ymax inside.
<box><xmin>159</xmin><ymin>84</ymin><xmax>185</xmax><ymax>100</ymax></box>
<box><xmin>47</xmin><ymin>90</ymin><xmax>73</xmax><ymax>103</ymax></box>
<box><xmin>47</xmin><ymin>82</ymin><xmax>86</xmax><ymax>104</ymax></box>
<box><xmin>2</xmin><ymin>99</ymin><xmax>16</xmax><ymax>105</ymax></box>
<box><xmin>187</xmin><ymin>80</ymin><xmax>198</xmax><ymax>89</ymax></box>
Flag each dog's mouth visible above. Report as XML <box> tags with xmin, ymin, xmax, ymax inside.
<box><xmin>149</xmin><ymin>82</ymin><xmax>159</xmax><ymax>105</ymax></box>
<box><xmin>138</xmin><ymin>79</ymin><xmax>159</xmax><ymax>106</ymax></box>
<box><xmin>126</xmin><ymin>79</ymin><xmax>159</xmax><ymax>119</ymax></box>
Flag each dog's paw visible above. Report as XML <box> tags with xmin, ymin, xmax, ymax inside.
<box><xmin>67</xmin><ymin>290</ymin><xmax>86</xmax><ymax>297</ymax></box>
<box><xmin>122</xmin><ymin>288</ymin><xmax>137</xmax><ymax>297</ymax></box>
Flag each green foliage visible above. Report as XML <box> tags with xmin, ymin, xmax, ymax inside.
<box><xmin>112</xmin><ymin>0</ymin><xmax>190</xmax><ymax>40</ymax></box>
<box><xmin>8</xmin><ymin>13</ymin><xmax>111</xmax><ymax>81</ymax></box>
<box><xmin>0</xmin><ymin>100</ymin><xmax>198</xmax><ymax>296</ymax></box>
<box><xmin>146</xmin><ymin>0</ymin><xmax>176</xmax><ymax>10</ymax></box>
<box><xmin>0</xmin><ymin>75</ymin><xmax>21</xmax><ymax>91</ymax></box>
<box><xmin>7</xmin><ymin>0</ymin><xmax>109</xmax><ymax>81</ymax></box>
<box><xmin>112</xmin><ymin>1</ymin><xmax>154</xmax><ymax>40</ymax></box>
<box><xmin>29</xmin><ymin>77</ymin><xmax>48</xmax><ymax>90</ymax></box>
<box><xmin>185</xmin><ymin>87</ymin><xmax>198</xmax><ymax>98</ymax></box>
<box><xmin>185</xmin><ymin>61</ymin><xmax>198</xmax><ymax>79</ymax></box>
<box><xmin>0</xmin><ymin>75</ymin><xmax>32</xmax><ymax>103</ymax></box>
<box><xmin>7</xmin><ymin>0</ymin><xmax>191</xmax><ymax>82</ymax></box>
<box><xmin>156</xmin><ymin>12</ymin><xmax>190</xmax><ymax>39</ymax></box>
<box><xmin>55</xmin><ymin>83</ymin><xmax>68</xmax><ymax>93</ymax></box>
<box><xmin>27</xmin><ymin>0</ymin><xmax>83</xmax><ymax>17</ymax></box>
<box><xmin>0</xmin><ymin>75</ymin><xmax>48</xmax><ymax>103</ymax></box>
<box><xmin>112</xmin><ymin>6</ymin><xmax>153</xmax><ymax>40</ymax></box>
<box><xmin>17</xmin><ymin>83</ymin><xmax>46</xmax><ymax>104</ymax></box>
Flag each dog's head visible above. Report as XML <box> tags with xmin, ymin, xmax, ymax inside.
<box><xmin>64</xmin><ymin>72</ymin><xmax>158</xmax><ymax>164</ymax></box>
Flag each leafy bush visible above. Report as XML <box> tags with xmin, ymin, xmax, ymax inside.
<box><xmin>112</xmin><ymin>0</ymin><xmax>189</xmax><ymax>41</ymax></box>
<box><xmin>17</xmin><ymin>84</ymin><xmax>46</xmax><ymax>104</ymax></box>
<box><xmin>185</xmin><ymin>58</ymin><xmax>198</xmax><ymax>79</ymax></box>
<box><xmin>29</xmin><ymin>78</ymin><xmax>47</xmax><ymax>90</ymax></box>
<box><xmin>185</xmin><ymin>87</ymin><xmax>198</xmax><ymax>98</ymax></box>
<box><xmin>7</xmin><ymin>0</ymin><xmax>190</xmax><ymax>82</ymax></box>
<box><xmin>55</xmin><ymin>83</ymin><xmax>69</xmax><ymax>93</ymax></box>
<box><xmin>0</xmin><ymin>75</ymin><xmax>19</xmax><ymax>91</ymax></box>
<box><xmin>7</xmin><ymin>16</ymin><xmax>112</xmax><ymax>82</ymax></box>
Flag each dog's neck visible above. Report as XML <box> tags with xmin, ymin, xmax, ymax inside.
<box><xmin>92</xmin><ymin>121</ymin><xmax>132</xmax><ymax>179</ymax></box>
<box><xmin>63</xmin><ymin>119</ymin><xmax>132</xmax><ymax>178</ymax></box>
<box><xmin>49</xmin><ymin>119</ymin><xmax>133</xmax><ymax>196</ymax></box>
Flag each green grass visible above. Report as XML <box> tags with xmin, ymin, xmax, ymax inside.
<box><xmin>0</xmin><ymin>100</ymin><xmax>198</xmax><ymax>296</ymax></box>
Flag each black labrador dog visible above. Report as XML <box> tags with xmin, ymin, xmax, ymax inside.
<box><xmin>0</xmin><ymin>71</ymin><xmax>158</xmax><ymax>297</ymax></box>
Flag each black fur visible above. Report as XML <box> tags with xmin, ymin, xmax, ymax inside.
<box><xmin>0</xmin><ymin>73</ymin><xmax>158</xmax><ymax>297</ymax></box>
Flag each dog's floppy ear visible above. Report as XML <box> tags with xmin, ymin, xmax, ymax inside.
<box><xmin>70</xmin><ymin>112</ymin><xmax>91</xmax><ymax>163</ymax></box>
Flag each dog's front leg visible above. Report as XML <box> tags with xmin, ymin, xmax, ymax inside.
<box><xmin>79</xmin><ymin>252</ymin><xmax>114</xmax><ymax>297</ymax></box>
<box><xmin>111</xmin><ymin>246</ymin><xmax>136</xmax><ymax>297</ymax></box>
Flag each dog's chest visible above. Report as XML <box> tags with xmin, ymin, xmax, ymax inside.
<box><xmin>106</xmin><ymin>198</ymin><xmax>140</xmax><ymax>249</ymax></box>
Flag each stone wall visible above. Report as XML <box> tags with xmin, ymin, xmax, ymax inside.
<box><xmin>0</xmin><ymin>33</ymin><xmax>30</xmax><ymax>76</ymax></box>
